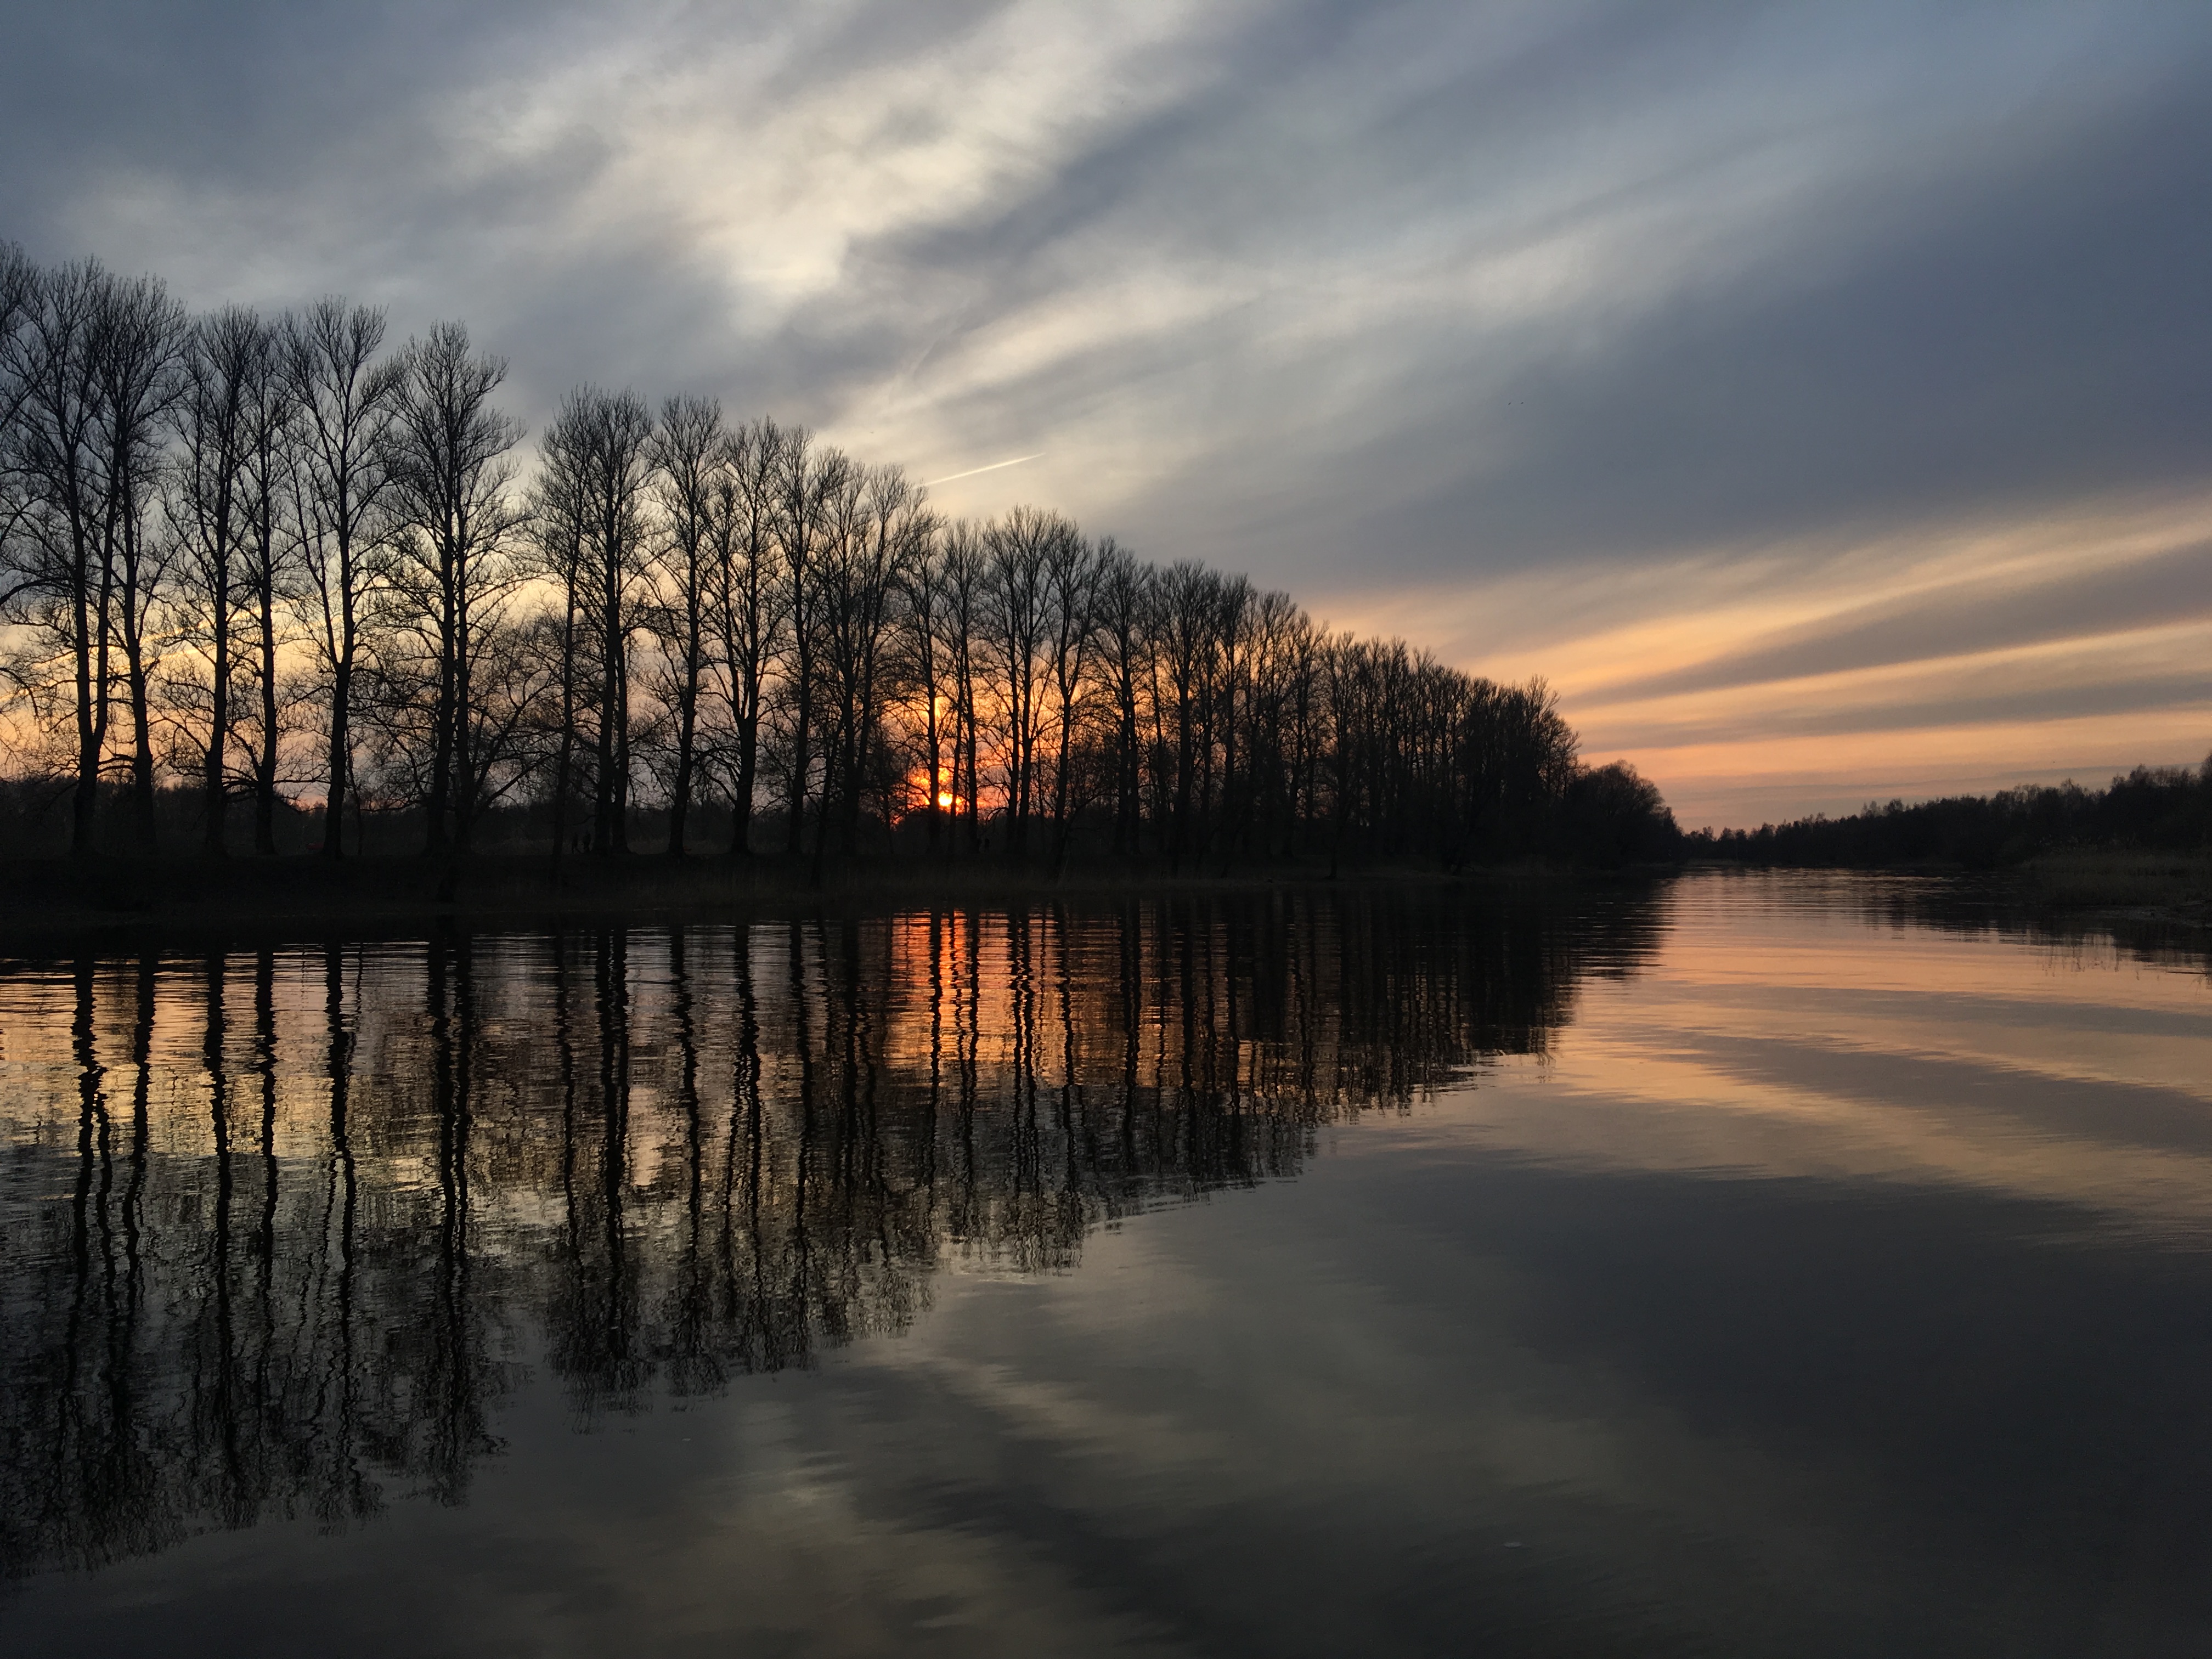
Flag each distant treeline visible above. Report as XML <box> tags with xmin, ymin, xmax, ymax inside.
<box><xmin>0</xmin><ymin>246</ymin><xmax>1676</xmax><ymax>871</ymax></box>
<box><xmin>1686</xmin><ymin>759</ymin><xmax>2212</xmax><ymax>869</ymax></box>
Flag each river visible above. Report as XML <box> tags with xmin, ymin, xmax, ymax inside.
<box><xmin>2</xmin><ymin>873</ymin><xmax>2207</xmax><ymax>1655</ymax></box>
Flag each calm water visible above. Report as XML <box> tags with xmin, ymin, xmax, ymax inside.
<box><xmin>2</xmin><ymin>874</ymin><xmax>2209</xmax><ymax>1657</ymax></box>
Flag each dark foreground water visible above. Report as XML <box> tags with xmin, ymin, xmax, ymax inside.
<box><xmin>2</xmin><ymin>873</ymin><xmax>2209</xmax><ymax>1657</ymax></box>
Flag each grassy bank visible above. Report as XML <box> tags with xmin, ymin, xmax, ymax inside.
<box><xmin>2018</xmin><ymin>851</ymin><xmax>2212</xmax><ymax>916</ymax></box>
<box><xmin>0</xmin><ymin>851</ymin><xmax>1569</xmax><ymax>943</ymax></box>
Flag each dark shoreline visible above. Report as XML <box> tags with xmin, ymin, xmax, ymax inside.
<box><xmin>1686</xmin><ymin>851</ymin><xmax>2210</xmax><ymax>922</ymax></box>
<box><xmin>3</xmin><ymin>855</ymin><xmax>2202</xmax><ymax>956</ymax></box>
<box><xmin>0</xmin><ymin>851</ymin><xmax>1600</xmax><ymax>945</ymax></box>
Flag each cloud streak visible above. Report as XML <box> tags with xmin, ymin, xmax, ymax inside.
<box><xmin>923</xmin><ymin>453</ymin><xmax>1043</xmax><ymax>487</ymax></box>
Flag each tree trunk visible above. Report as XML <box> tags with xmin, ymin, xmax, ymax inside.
<box><xmin>426</xmin><ymin>586</ymin><xmax>455</xmax><ymax>854</ymax></box>
<box><xmin>71</xmin><ymin>574</ymin><xmax>100</xmax><ymax>856</ymax></box>
<box><xmin>552</xmin><ymin>591</ymin><xmax>577</xmax><ymax>866</ymax></box>
<box><xmin>668</xmin><ymin>634</ymin><xmax>699</xmax><ymax>857</ymax></box>
<box><xmin>729</xmin><ymin>693</ymin><xmax>758</xmax><ymax>856</ymax></box>
<box><xmin>203</xmin><ymin>613</ymin><xmax>229</xmax><ymax>856</ymax></box>
<box><xmin>125</xmin><ymin>630</ymin><xmax>157</xmax><ymax>855</ymax></box>
<box><xmin>323</xmin><ymin>654</ymin><xmax>350</xmax><ymax>859</ymax></box>
<box><xmin>254</xmin><ymin>580</ymin><xmax>279</xmax><ymax>854</ymax></box>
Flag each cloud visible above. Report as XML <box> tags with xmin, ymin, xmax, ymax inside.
<box><xmin>1590</xmin><ymin>539</ymin><xmax>2212</xmax><ymax>706</ymax></box>
<box><xmin>2</xmin><ymin>1</ymin><xmax>2207</xmax><ymax>821</ymax></box>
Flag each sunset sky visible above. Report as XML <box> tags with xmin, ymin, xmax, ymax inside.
<box><xmin>5</xmin><ymin>1</ymin><xmax>2206</xmax><ymax>827</ymax></box>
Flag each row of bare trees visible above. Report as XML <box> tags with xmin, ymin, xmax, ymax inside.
<box><xmin>1</xmin><ymin>249</ymin><xmax>1637</xmax><ymax>866</ymax></box>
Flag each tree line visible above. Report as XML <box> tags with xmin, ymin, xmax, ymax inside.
<box><xmin>1689</xmin><ymin>759</ymin><xmax>2212</xmax><ymax>868</ymax></box>
<box><xmin>0</xmin><ymin>246</ymin><xmax>1674</xmax><ymax>868</ymax></box>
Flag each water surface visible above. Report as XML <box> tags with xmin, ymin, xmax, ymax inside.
<box><xmin>2</xmin><ymin>874</ymin><xmax>2208</xmax><ymax>1656</ymax></box>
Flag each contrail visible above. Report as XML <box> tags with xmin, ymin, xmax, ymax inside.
<box><xmin>922</xmin><ymin>453</ymin><xmax>1043</xmax><ymax>487</ymax></box>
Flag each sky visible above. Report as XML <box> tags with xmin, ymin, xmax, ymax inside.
<box><xmin>3</xmin><ymin>0</ymin><xmax>2207</xmax><ymax>827</ymax></box>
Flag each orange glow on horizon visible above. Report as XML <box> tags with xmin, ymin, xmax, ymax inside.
<box><xmin>1314</xmin><ymin>491</ymin><xmax>2212</xmax><ymax>828</ymax></box>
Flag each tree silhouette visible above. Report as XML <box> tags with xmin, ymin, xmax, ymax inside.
<box><xmin>0</xmin><ymin>246</ymin><xmax>1681</xmax><ymax>867</ymax></box>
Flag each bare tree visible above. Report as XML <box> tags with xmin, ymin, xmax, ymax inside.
<box><xmin>287</xmin><ymin>300</ymin><xmax>402</xmax><ymax>857</ymax></box>
<box><xmin>711</xmin><ymin>419</ymin><xmax>786</xmax><ymax>856</ymax></box>
<box><xmin>448</xmin><ymin>612</ymin><xmax>559</xmax><ymax>835</ymax></box>
<box><xmin>939</xmin><ymin>521</ymin><xmax>989</xmax><ymax>853</ymax></box>
<box><xmin>1042</xmin><ymin>523</ymin><xmax>1099</xmax><ymax>871</ymax></box>
<box><xmin>1321</xmin><ymin>630</ymin><xmax>1365</xmax><ymax>878</ymax></box>
<box><xmin>773</xmin><ymin>429</ymin><xmax>847</xmax><ymax>857</ymax></box>
<box><xmin>526</xmin><ymin>428</ymin><xmax>589</xmax><ymax>859</ymax></box>
<box><xmin>895</xmin><ymin>526</ymin><xmax>954</xmax><ymax>854</ymax></box>
<box><xmin>536</xmin><ymin>387</ymin><xmax>651</xmax><ymax>855</ymax></box>
<box><xmin>815</xmin><ymin>463</ymin><xmax>932</xmax><ymax>871</ymax></box>
<box><xmin>1241</xmin><ymin>589</ymin><xmax>1308</xmax><ymax>859</ymax></box>
<box><xmin>0</xmin><ymin>239</ymin><xmax>33</xmax><ymax>467</ymax></box>
<box><xmin>1092</xmin><ymin>539</ymin><xmax>1149</xmax><ymax>856</ymax></box>
<box><xmin>1209</xmin><ymin>574</ymin><xmax>1253</xmax><ymax>873</ymax></box>
<box><xmin>0</xmin><ymin>259</ymin><xmax>110</xmax><ymax>853</ymax></box>
<box><xmin>0</xmin><ymin>244</ymin><xmax>33</xmax><ymax>768</ymax></box>
<box><xmin>169</xmin><ymin>306</ymin><xmax>272</xmax><ymax>855</ymax></box>
<box><xmin>93</xmin><ymin>273</ymin><xmax>188</xmax><ymax>851</ymax></box>
<box><xmin>983</xmin><ymin>505</ymin><xmax>1063</xmax><ymax>859</ymax></box>
<box><xmin>643</xmin><ymin>394</ymin><xmax>724</xmax><ymax>856</ymax></box>
<box><xmin>1150</xmin><ymin>560</ymin><xmax>1218</xmax><ymax>869</ymax></box>
<box><xmin>386</xmin><ymin>321</ymin><xmax>524</xmax><ymax>853</ymax></box>
<box><xmin>588</xmin><ymin>391</ymin><xmax>653</xmax><ymax>855</ymax></box>
<box><xmin>238</xmin><ymin>316</ymin><xmax>300</xmax><ymax>855</ymax></box>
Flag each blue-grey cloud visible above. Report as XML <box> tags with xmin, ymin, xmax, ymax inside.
<box><xmin>1600</xmin><ymin>675</ymin><xmax>2212</xmax><ymax>752</ymax></box>
<box><xmin>1593</xmin><ymin>540</ymin><xmax>2212</xmax><ymax>704</ymax></box>
<box><xmin>1393</xmin><ymin>58</ymin><xmax>2212</xmax><ymax>573</ymax></box>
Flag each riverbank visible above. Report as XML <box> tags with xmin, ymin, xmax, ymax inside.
<box><xmin>1682</xmin><ymin>850</ymin><xmax>2210</xmax><ymax>927</ymax></box>
<box><xmin>0</xmin><ymin>851</ymin><xmax>1596</xmax><ymax>943</ymax></box>
<box><xmin>15</xmin><ymin>852</ymin><xmax>2195</xmax><ymax>952</ymax></box>
<box><xmin>2010</xmin><ymin>851</ymin><xmax>2212</xmax><ymax>934</ymax></box>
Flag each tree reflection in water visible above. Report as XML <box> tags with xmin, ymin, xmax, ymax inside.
<box><xmin>0</xmin><ymin>888</ymin><xmax>1665</xmax><ymax>1578</ymax></box>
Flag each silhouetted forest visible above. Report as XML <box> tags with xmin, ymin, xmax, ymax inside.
<box><xmin>0</xmin><ymin>890</ymin><xmax>1667</xmax><ymax>1575</ymax></box>
<box><xmin>1686</xmin><ymin>760</ymin><xmax>2212</xmax><ymax>869</ymax></box>
<box><xmin>0</xmin><ymin>247</ymin><xmax>1677</xmax><ymax>873</ymax></box>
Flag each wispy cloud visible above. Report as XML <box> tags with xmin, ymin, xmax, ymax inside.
<box><xmin>3</xmin><ymin>1</ymin><xmax>2205</xmax><ymax>821</ymax></box>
